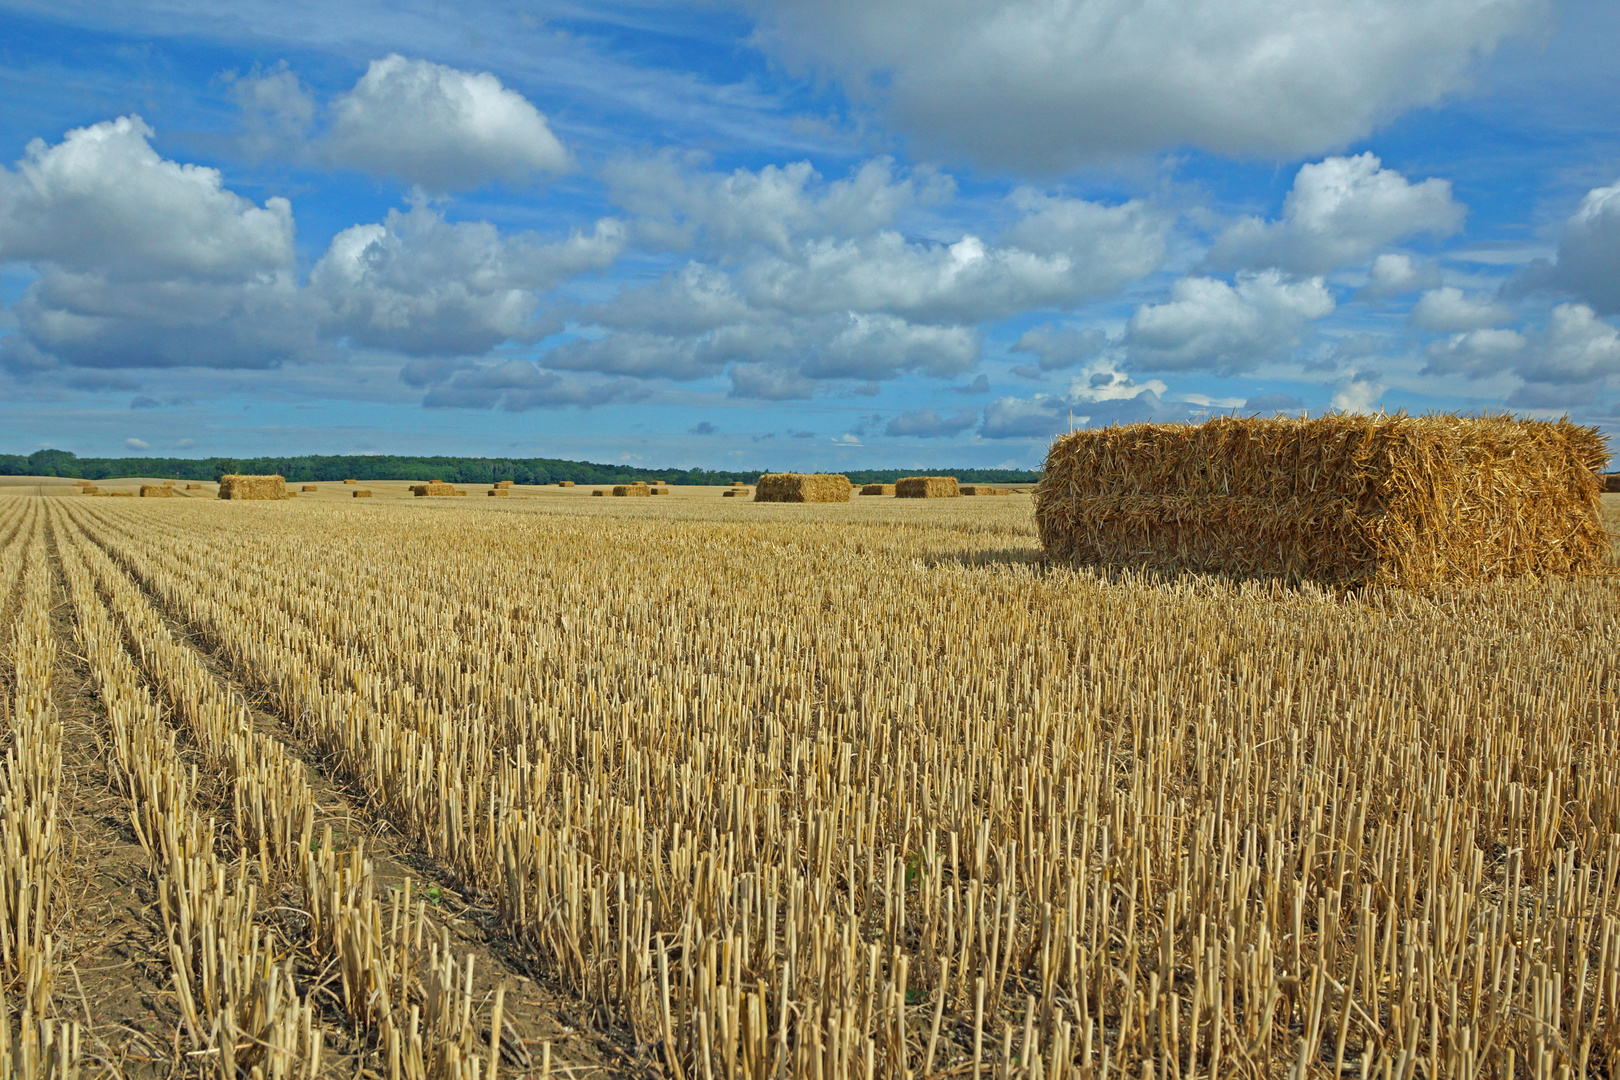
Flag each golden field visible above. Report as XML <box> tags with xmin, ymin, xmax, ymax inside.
<box><xmin>1</xmin><ymin>489</ymin><xmax>1618</xmax><ymax>1078</ymax></box>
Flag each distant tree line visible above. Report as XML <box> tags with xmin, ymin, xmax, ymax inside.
<box><xmin>1</xmin><ymin>449</ymin><xmax>1041</xmax><ymax>486</ymax></box>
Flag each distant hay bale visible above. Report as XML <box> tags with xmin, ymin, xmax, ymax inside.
<box><xmin>186</xmin><ymin>483</ymin><xmax>203</xmax><ymax>490</ymax></box>
<box><xmin>558</xmin><ymin>481</ymin><xmax>576</xmax><ymax>487</ymax></box>
<box><xmin>896</xmin><ymin>476</ymin><xmax>961</xmax><ymax>498</ymax></box>
<box><xmin>162</xmin><ymin>480</ymin><xmax>175</xmax><ymax>486</ymax></box>
<box><xmin>722</xmin><ymin>489</ymin><xmax>750</xmax><ymax>497</ymax></box>
<box><xmin>495</xmin><ymin>480</ymin><xmax>513</xmax><ymax>488</ymax></box>
<box><xmin>960</xmin><ymin>485</ymin><xmax>1010</xmax><ymax>496</ymax></box>
<box><xmin>650</xmin><ymin>487</ymin><xmax>669</xmax><ymax>495</ymax></box>
<box><xmin>139</xmin><ymin>484</ymin><xmax>176</xmax><ymax>497</ymax></box>
<box><xmin>218</xmin><ymin>474</ymin><xmax>288</xmax><ymax>500</ymax></box>
<box><xmin>592</xmin><ymin>489</ymin><xmax>606</xmax><ymax>496</ymax></box>
<box><xmin>110</xmin><ymin>491</ymin><xmax>134</xmax><ymax>498</ymax></box>
<box><xmin>1036</xmin><ymin>414</ymin><xmax>1611</xmax><ymax>588</ymax></box>
<box><xmin>488</xmin><ymin>489</ymin><xmax>510</xmax><ymax>497</ymax></box>
<box><xmin>344</xmin><ymin>479</ymin><xmax>357</xmax><ymax>485</ymax></box>
<box><xmin>730</xmin><ymin>481</ymin><xmax>744</xmax><ymax>487</ymax></box>
<box><xmin>302</xmin><ymin>484</ymin><xmax>318</xmax><ymax>492</ymax></box>
<box><xmin>1605</xmin><ymin>473</ymin><xmax>1620</xmax><ymax>493</ymax></box>
<box><xmin>352</xmin><ymin>489</ymin><xmax>372</xmax><ymax>498</ymax></box>
<box><xmin>411</xmin><ymin>482</ymin><xmax>464</xmax><ymax>497</ymax></box>
<box><xmin>612</xmin><ymin>483</ymin><xmax>651</xmax><ymax>497</ymax></box>
<box><xmin>80</xmin><ymin>485</ymin><xmax>100</xmax><ymax>495</ymax></box>
<box><xmin>755</xmin><ymin>473</ymin><xmax>852</xmax><ymax>502</ymax></box>
<box><xmin>860</xmin><ymin>484</ymin><xmax>896</xmax><ymax>496</ymax></box>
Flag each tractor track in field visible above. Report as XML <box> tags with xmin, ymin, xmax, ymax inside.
<box><xmin>72</xmin><ymin>514</ymin><xmax>644</xmax><ymax>1078</ymax></box>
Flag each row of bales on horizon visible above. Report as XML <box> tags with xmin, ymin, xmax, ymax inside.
<box><xmin>98</xmin><ymin>413</ymin><xmax>1620</xmax><ymax>590</ymax></box>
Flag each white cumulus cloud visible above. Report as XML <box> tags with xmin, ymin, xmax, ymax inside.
<box><xmin>1208</xmin><ymin>154</ymin><xmax>1465</xmax><ymax>275</ymax></box>
<box><xmin>1356</xmin><ymin>253</ymin><xmax>1443</xmax><ymax>300</ymax></box>
<box><xmin>1526</xmin><ymin>180</ymin><xmax>1620</xmax><ymax>315</ymax></box>
<box><xmin>746</xmin><ymin>0</ymin><xmax>1545</xmax><ymax>169</ymax></box>
<box><xmin>1126</xmin><ymin>271</ymin><xmax>1336</xmax><ymax>373</ymax></box>
<box><xmin>326</xmin><ymin>55</ymin><xmax>568</xmax><ymax>192</ymax></box>
<box><xmin>1409</xmin><ymin>287</ymin><xmax>1514</xmax><ymax>332</ymax></box>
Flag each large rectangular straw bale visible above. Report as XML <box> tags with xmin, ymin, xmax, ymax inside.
<box><xmin>80</xmin><ymin>485</ymin><xmax>100</xmax><ymax>494</ymax></box>
<box><xmin>344</xmin><ymin>478</ymin><xmax>357</xmax><ymax>484</ymax></box>
<box><xmin>186</xmin><ymin>483</ymin><xmax>203</xmax><ymax>490</ymax></box>
<box><xmin>612</xmin><ymin>483</ymin><xmax>651</xmax><ymax>497</ymax></box>
<box><xmin>411</xmin><ymin>481</ymin><xmax>462</xmax><ymax>497</ymax></box>
<box><xmin>352</xmin><ymin>489</ymin><xmax>372</xmax><ymax>498</ymax></box>
<box><xmin>896</xmin><ymin>476</ymin><xmax>961</xmax><ymax>498</ymax></box>
<box><xmin>218</xmin><ymin>474</ymin><xmax>288</xmax><ymax>500</ymax></box>
<box><xmin>860</xmin><ymin>484</ymin><xmax>896</xmax><ymax>495</ymax></box>
<box><xmin>302</xmin><ymin>484</ymin><xmax>318</xmax><ymax>492</ymax></box>
<box><xmin>592</xmin><ymin>489</ymin><xmax>606</xmax><ymax>496</ymax></box>
<box><xmin>487</xmin><ymin>489</ymin><xmax>510</xmax><ymax>496</ymax></box>
<box><xmin>558</xmin><ymin>480</ymin><xmax>576</xmax><ymax>487</ymax></box>
<box><xmin>960</xmin><ymin>485</ymin><xmax>1010</xmax><ymax>495</ymax></box>
<box><xmin>1036</xmin><ymin>414</ymin><xmax>1611</xmax><ymax>587</ymax></box>
<box><xmin>495</xmin><ymin>480</ymin><xmax>513</xmax><ymax>488</ymax></box>
<box><xmin>722</xmin><ymin>489</ymin><xmax>749</xmax><ymax>497</ymax></box>
<box><xmin>753</xmin><ymin>473</ymin><xmax>852</xmax><ymax>502</ymax></box>
<box><xmin>110</xmin><ymin>491</ymin><xmax>134</xmax><ymax>497</ymax></box>
<box><xmin>139</xmin><ymin>484</ymin><xmax>175</xmax><ymax>497</ymax></box>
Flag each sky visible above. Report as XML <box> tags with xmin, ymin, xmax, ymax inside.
<box><xmin>1</xmin><ymin>0</ymin><xmax>1618</xmax><ymax>470</ymax></box>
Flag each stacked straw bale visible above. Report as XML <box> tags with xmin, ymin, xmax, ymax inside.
<box><xmin>860</xmin><ymin>484</ymin><xmax>896</xmax><ymax>496</ymax></box>
<box><xmin>722</xmin><ymin>489</ymin><xmax>749</xmax><ymax>497</ymax></box>
<box><xmin>730</xmin><ymin>481</ymin><xmax>745</xmax><ymax>487</ymax></box>
<box><xmin>960</xmin><ymin>485</ymin><xmax>1010</xmax><ymax>496</ymax></box>
<box><xmin>558</xmin><ymin>481</ymin><xmax>576</xmax><ymax>487</ymax></box>
<box><xmin>352</xmin><ymin>490</ymin><xmax>372</xmax><ymax>498</ymax></box>
<box><xmin>185</xmin><ymin>483</ymin><xmax>203</xmax><ymax>490</ymax></box>
<box><xmin>487</xmin><ymin>489</ymin><xmax>510</xmax><ymax>497</ymax></box>
<box><xmin>591</xmin><ymin>489</ymin><xmax>606</xmax><ymax>496</ymax></box>
<box><xmin>896</xmin><ymin>476</ymin><xmax>961</xmax><ymax>498</ymax></box>
<box><xmin>612</xmin><ymin>483</ymin><xmax>652</xmax><ymax>497</ymax></box>
<box><xmin>754</xmin><ymin>473</ymin><xmax>852</xmax><ymax>502</ymax></box>
<box><xmin>301</xmin><ymin>485</ymin><xmax>318</xmax><ymax>492</ymax></box>
<box><xmin>79</xmin><ymin>484</ymin><xmax>100</xmax><ymax>495</ymax></box>
<box><xmin>218</xmin><ymin>474</ymin><xmax>288</xmax><ymax>500</ymax></box>
<box><xmin>650</xmin><ymin>487</ymin><xmax>668</xmax><ymax>495</ymax></box>
<box><xmin>109</xmin><ymin>491</ymin><xmax>134</xmax><ymax>497</ymax></box>
<box><xmin>344</xmin><ymin>479</ymin><xmax>357</xmax><ymax>485</ymax></box>
<box><xmin>411</xmin><ymin>482</ymin><xmax>465</xmax><ymax>497</ymax></box>
<box><xmin>494</xmin><ymin>480</ymin><xmax>513</xmax><ymax>489</ymax></box>
<box><xmin>1036</xmin><ymin>414</ymin><xmax>1611</xmax><ymax>587</ymax></box>
<box><xmin>139</xmin><ymin>485</ymin><xmax>176</xmax><ymax>497</ymax></box>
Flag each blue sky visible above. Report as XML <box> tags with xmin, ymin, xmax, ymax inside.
<box><xmin>2</xmin><ymin>0</ymin><xmax>1618</xmax><ymax>469</ymax></box>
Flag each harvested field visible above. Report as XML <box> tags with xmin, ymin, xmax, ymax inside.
<box><xmin>754</xmin><ymin>472</ymin><xmax>852</xmax><ymax>502</ymax></box>
<box><xmin>1037</xmin><ymin>414</ymin><xmax>1610</xmax><ymax>587</ymax></box>
<box><xmin>218</xmin><ymin>473</ymin><xmax>287</xmax><ymax>500</ymax></box>
<box><xmin>4</xmin><ymin>489</ymin><xmax>1620</xmax><ymax>1078</ymax></box>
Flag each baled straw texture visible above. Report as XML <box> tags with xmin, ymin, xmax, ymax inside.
<box><xmin>722</xmin><ymin>489</ymin><xmax>748</xmax><ymax>497</ymax></box>
<box><xmin>959</xmin><ymin>485</ymin><xmax>1010</xmax><ymax>496</ymax></box>
<box><xmin>591</xmin><ymin>489</ymin><xmax>606</xmax><ymax>496</ymax></box>
<box><xmin>558</xmin><ymin>481</ymin><xmax>576</xmax><ymax>487</ymax></box>
<box><xmin>352</xmin><ymin>490</ymin><xmax>372</xmax><ymax>498</ymax></box>
<box><xmin>896</xmin><ymin>476</ymin><xmax>960</xmax><ymax>498</ymax></box>
<box><xmin>344</xmin><ymin>478</ymin><xmax>357</xmax><ymax>484</ymax></box>
<box><xmin>860</xmin><ymin>484</ymin><xmax>896</xmax><ymax>496</ymax></box>
<box><xmin>754</xmin><ymin>473</ymin><xmax>852</xmax><ymax>503</ymax></box>
<box><xmin>302</xmin><ymin>485</ymin><xmax>318</xmax><ymax>492</ymax></box>
<box><xmin>612</xmin><ymin>484</ymin><xmax>651</xmax><ymax>497</ymax></box>
<box><xmin>411</xmin><ymin>482</ymin><xmax>464</xmax><ymax>497</ymax></box>
<box><xmin>1035</xmin><ymin>414</ymin><xmax>1611</xmax><ymax>587</ymax></box>
<box><xmin>217</xmin><ymin>474</ymin><xmax>288</xmax><ymax>500</ymax></box>
<box><xmin>139</xmin><ymin>485</ymin><xmax>176</xmax><ymax>497</ymax></box>
<box><xmin>495</xmin><ymin>480</ymin><xmax>514</xmax><ymax>488</ymax></box>
<box><xmin>487</xmin><ymin>489</ymin><xmax>510</xmax><ymax>497</ymax></box>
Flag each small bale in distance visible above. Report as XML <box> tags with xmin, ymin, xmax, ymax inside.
<box><xmin>139</xmin><ymin>484</ymin><xmax>176</xmax><ymax>497</ymax></box>
<box><xmin>1036</xmin><ymin>413</ymin><xmax>1611</xmax><ymax>588</ymax></box>
<box><xmin>352</xmin><ymin>489</ymin><xmax>372</xmax><ymax>498</ymax></box>
<box><xmin>723</xmin><ymin>489</ymin><xmax>750</xmax><ymax>497</ymax></box>
<box><xmin>592</xmin><ymin>489</ymin><xmax>606</xmax><ymax>496</ymax></box>
<box><xmin>960</xmin><ymin>485</ymin><xmax>1010</xmax><ymax>496</ymax></box>
<box><xmin>896</xmin><ymin>476</ymin><xmax>961</xmax><ymax>498</ymax></box>
<box><xmin>110</xmin><ymin>491</ymin><xmax>134</xmax><ymax>498</ymax></box>
<box><xmin>612</xmin><ymin>483</ymin><xmax>652</xmax><ymax>497</ymax></box>
<box><xmin>558</xmin><ymin>481</ymin><xmax>576</xmax><ymax>487</ymax></box>
<box><xmin>488</xmin><ymin>488</ymin><xmax>510</xmax><ymax>497</ymax></box>
<box><xmin>302</xmin><ymin>484</ymin><xmax>318</xmax><ymax>492</ymax></box>
<box><xmin>411</xmin><ymin>482</ymin><xmax>463</xmax><ymax>497</ymax></box>
<box><xmin>860</xmin><ymin>484</ymin><xmax>896</xmax><ymax>496</ymax></box>
<box><xmin>754</xmin><ymin>473</ymin><xmax>853</xmax><ymax>503</ymax></box>
<box><xmin>218</xmin><ymin>474</ymin><xmax>288</xmax><ymax>500</ymax></box>
<box><xmin>185</xmin><ymin>483</ymin><xmax>203</xmax><ymax>490</ymax></box>
<box><xmin>344</xmin><ymin>478</ymin><xmax>357</xmax><ymax>485</ymax></box>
